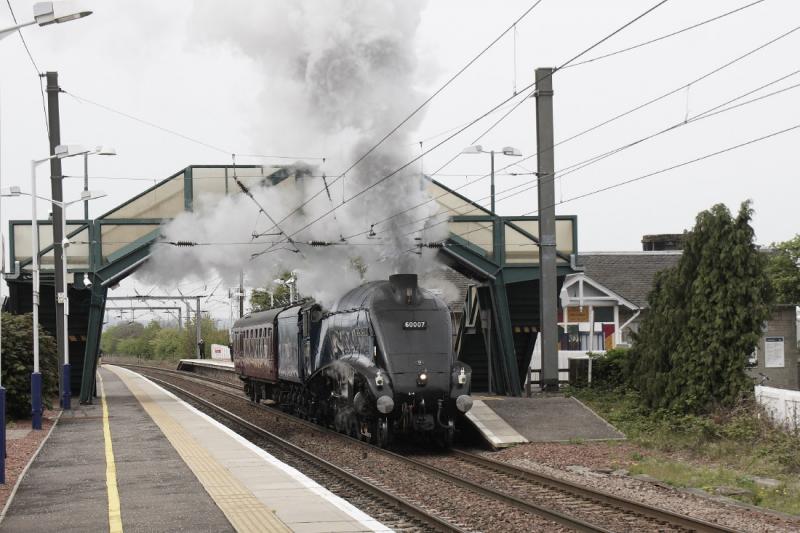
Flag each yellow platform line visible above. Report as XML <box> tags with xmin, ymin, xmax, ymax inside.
<box><xmin>98</xmin><ymin>371</ymin><xmax>124</xmax><ymax>533</ymax></box>
<box><xmin>109</xmin><ymin>367</ymin><xmax>289</xmax><ymax>533</ymax></box>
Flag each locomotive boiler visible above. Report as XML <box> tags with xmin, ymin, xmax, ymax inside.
<box><xmin>232</xmin><ymin>274</ymin><xmax>473</xmax><ymax>447</ymax></box>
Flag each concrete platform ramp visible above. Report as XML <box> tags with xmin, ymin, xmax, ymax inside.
<box><xmin>466</xmin><ymin>395</ymin><xmax>624</xmax><ymax>448</ymax></box>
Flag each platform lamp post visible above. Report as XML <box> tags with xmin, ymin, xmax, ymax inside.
<box><xmin>461</xmin><ymin>145</ymin><xmax>523</xmax><ymax>213</ymax></box>
<box><xmin>25</xmin><ymin>145</ymin><xmax>97</xmax><ymax>429</ymax></box>
<box><xmin>81</xmin><ymin>147</ymin><xmax>115</xmax><ymax>219</ymax></box>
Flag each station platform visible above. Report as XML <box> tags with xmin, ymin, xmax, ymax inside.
<box><xmin>177</xmin><ymin>358</ymin><xmax>235</xmax><ymax>370</ymax></box>
<box><xmin>476</xmin><ymin>395</ymin><xmax>625</xmax><ymax>444</ymax></box>
<box><xmin>177</xmin><ymin>358</ymin><xmax>239</xmax><ymax>385</ymax></box>
<box><xmin>0</xmin><ymin>365</ymin><xmax>387</xmax><ymax>532</ymax></box>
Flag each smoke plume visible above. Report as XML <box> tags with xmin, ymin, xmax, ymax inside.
<box><xmin>140</xmin><ymin>1</ymin><xmax>448</xmax><ymax>306</ymax></box>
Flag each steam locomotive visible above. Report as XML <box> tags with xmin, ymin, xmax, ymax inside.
<box><xmin>231</xmin><ymin>274</ymin><xmax>473</xmax><ymax>447</ymax></box>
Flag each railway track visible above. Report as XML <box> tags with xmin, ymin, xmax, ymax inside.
<box><xmin>116</xmin><ymin>363</ymin><xmax>740</xmax><ymax>532</ymax></box>
<box><xmin>128</xmin><ymin>368</ymin><xmax>466</xmax><ymax>533</ymax></box>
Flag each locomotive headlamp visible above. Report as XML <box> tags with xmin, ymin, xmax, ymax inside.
<box><xmin>456</xmin><ymin>395</ymin><xmax>473</xmax><ymax>413</ymax></box>
<box><xmin>417</xmin><ymin>371</ymin><xmax>428</xmax><ymax>386</ymax></box>
<box><xmin>457</xmin><ymin>368</ymin><xmax>467</xmax><ymax>385</ymax></box>
<box><xmin>376</xmin><ymin>395</ymin><xmax>394</xmax><ymax>414</ymax></box>
<box><xmin>375</xmin><ymin>370</ymin><xmax>384</xmax><ymax>387</ymax></box>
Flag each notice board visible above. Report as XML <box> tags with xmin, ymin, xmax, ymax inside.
<box><xmin>764</xmin><ymin>337</ymin><xmax>785</xmax><ymax>368</ymax></box>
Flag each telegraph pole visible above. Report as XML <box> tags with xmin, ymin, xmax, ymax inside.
<box><xmin>195</xmin><ymin>296</ymin><xmax>201</xmax><ymax>358</ymax></box>
<box><xmin>238</xmin><ymin>270</ymin><xmax>244</xmax><ymax>318</ymax></box>
<box><xmin>45</xmin><ymin>71</ymin><xmax>68</xmax><ymax>407</ymax></box>
<box><xmin>535</xmin><ymin>67</ymin><xmax>559</xmax><ymax>391</ymax></box>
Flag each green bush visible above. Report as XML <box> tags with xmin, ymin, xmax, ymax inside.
<box><xmin>589</xmin><ymin>348</ymin><xmax>632</xmax><ymax>390</ymax></box>
<box><xmin>151</xmin><ymin>328</ymin><xmax>185</xmax><ymax>360</ymax></box>
<box><xmin>1</xmin><ymin>312</ymin><xmax>58</xmax><ymax>419</ymax></box>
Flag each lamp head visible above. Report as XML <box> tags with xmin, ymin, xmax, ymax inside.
<box><xmin>501</xmin><ymin>146</ymin><xmax>522</xmax><ymax>157</ymax></box>
<box><xmin>0</xmin><ymin>186</ymin><xmax>22</xmax><ymax>197</ymax></box>
<box><xmin>94</xmin><ymin>145</ymin><xmax>117</xmax><ymax>156</ymax></box>
<box><xmin>461</xmin><ymin>145</ymin><xmax>483</xmax><ymax>155</ymax></box>
<box><xmin>83</xmin><ymin>272</ymin><xmax>92</xmax><ymax>288</ymax></box>
<box><xmin>80</xmin><ymin>189</ymin><xmax>107</xmax><ymax>201</ymax></box>
<box><xmin>34</xmin><ymin>2</ymin><xmax>92</xmax><ymax>26</ymax></box>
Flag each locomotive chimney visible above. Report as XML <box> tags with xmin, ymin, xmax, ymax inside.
<box><xmin>389</xmin><ymin>274</ymin><xmax>418</xmax><ymax>305</ymax></box>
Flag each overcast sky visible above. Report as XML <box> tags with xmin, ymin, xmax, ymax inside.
<box><xmin>2</xmin><ymin>0</ymin><xmax>798</xmax><ymax>323</ymax></box>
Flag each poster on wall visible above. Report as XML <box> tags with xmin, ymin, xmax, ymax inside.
<box><xmin>764</xmin><ymin>337</ymin><xmax>785</xmax><ymax>368</ymax></box>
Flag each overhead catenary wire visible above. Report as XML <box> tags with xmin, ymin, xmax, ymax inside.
<box><xmin>563</xmin><ymin>0</ymin><xmax>769</xmax><ymax>69</ymax></box>
<box><xmin>389</xmin><ymin>73</ymin><xmax>800</xmax><ymax>239</ymax></box>
<box><xmin>421</xmin><ymin>122</ymin><xmax>800</xmax><ymax>242</ymax></box>
<box><xmin>421</xmin><ymin>0</ymin><xmax>765</xmax><ymax>176</ymax></box>
<box><xmin>359</xmin><ymin>24</ymin><xmax>800</xmax><ymax>239</ymax></box>
<box><xmin>62</xmin><ymin>90</ymin><xmax>324</xmax><ymax>162</ymax></box>
<box><xmin>4</xmin><ymin>0</ymin><xmax>48</xmax><ymax>133</ymax></box>
<box><xmin>258</xmin><ymin>0</ymin><xmax>549</xmax><ymax>240</ymax></box>
<box><xmin>434</xmin><ymin>19</ymin><xmax>800</xmax><ymax>180</ymax></box>
<box><xmin>256</xmin><ymin>0</ymin><xmax>673</xmax><ymax>255</ymax></box>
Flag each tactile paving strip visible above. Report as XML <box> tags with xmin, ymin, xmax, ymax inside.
<box><xmin>115</xmin><ymin>370</ymin><xmax>290</xmax><ymax>533</ymax></box>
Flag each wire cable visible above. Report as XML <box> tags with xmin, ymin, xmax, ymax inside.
<box><xmin>427</xmin><ymin>0</ymin><xmax>673</xmax><ymax>178</ymax></box>
<box><xmin>4</xmin><ymin>0</ymin><xmax>48</xmax><ymax>133</ymax></box>
<box><xmin>525</xmin><ymin>122</ymin><xmax>800</xmax><ymax>216</ymax></box>
<box><xmin>430</xmin><ymin>21</ymin><xmax>800</xmax><ymax>199</ymax></box>
<box><xmin>259</xmin><ymin>1</ymin><xmax>548</xmax><ymax>240</ymax></box>
<box><xmin>257</xmin><ymin>0</ymin><xmax>673</xmax><ymax>255</ymax></box>
<box><xmin>395</xmin><ymin>74</ymin><xmax>800</xmax><ymax>238</ymax></box>
<box><xmin>563</xmin><ymin>0</ymin><xmax>768</xmax><ymax>69</ymax></box>
<box><xmin>424</xmin><ymin>121</ymin><xmax>800</xmax><ymax>243</ymax></box>
<box><xmin>63</xmin><ymin>90</ymin><xmax>324</xmax><ymax>161</ymax></box>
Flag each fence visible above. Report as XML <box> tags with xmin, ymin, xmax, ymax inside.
<box><xmin>755</xmin><ymin>385</ymin><xmax>800</xmax><ymax>432</ymax></box>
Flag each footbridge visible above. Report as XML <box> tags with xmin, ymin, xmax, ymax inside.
<box><xmin>4</xmin><ymin>165</ymin><xmax>577</xmax><ymax>402</ymax></box>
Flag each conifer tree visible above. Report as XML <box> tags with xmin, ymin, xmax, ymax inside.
<box><xmin>631</xmin><ymin>202</ymin><xmax>772</xmax><ymax>412</ymax></box>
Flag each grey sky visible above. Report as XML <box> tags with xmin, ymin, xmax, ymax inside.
<box><xmin>2</xmin><ymin>0</ymin><xmax>798</xmax><ymax>321</ymax></box>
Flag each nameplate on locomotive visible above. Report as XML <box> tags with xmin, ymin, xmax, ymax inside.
<box><xmin>403</xmin><ymin>320</ymin><xmax>427</xmax><ymax>330</ymax></box>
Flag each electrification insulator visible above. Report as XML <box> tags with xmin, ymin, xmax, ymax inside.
<box><xmin>307</xmin><ymin>241</ymin><xmax>332</xmax><ymax>247</ymax></box>
<box><xmin>172</xmin><ymin>241</ymin><xmax>197</xmax><ymax>247</ymax></box>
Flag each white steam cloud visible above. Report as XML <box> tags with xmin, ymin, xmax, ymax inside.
<box><xmin>139</xmin><ymin>1</ymin><xmax>448</xmax><ymax>306</ymax></box>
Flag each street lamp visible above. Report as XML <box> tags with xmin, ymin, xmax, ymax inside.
<box><xmin>20</xmin><ymin>144</ymin><xmax>95</xmax><ymax>429</ymax></box>
<box><xmin>1</xmin><ymin>184</ymin><xmax>106</xmax><ymax>416</ymax></box>
<box><xmin>82</xmin><ymin>146</ymin><xmax>116</xmax><ymax>219</ymax></box>
<box><xmin>0</xmin><ymin>1</ymin><xmax>92</xmax><ymax>41</ymax></box>
<box><xmin>461</xmin><ymin>145</ymin><xmax>523</xmax><ymax>213</ymax></box>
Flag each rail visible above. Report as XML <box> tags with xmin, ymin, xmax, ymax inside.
<box><xmin>117</xmin><ymin>363</ymin><xmax>739</xmax><ymax>532</ymax></box>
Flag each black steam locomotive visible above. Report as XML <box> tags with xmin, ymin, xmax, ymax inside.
<box><xmin>231</xmin><ymin>274</ymin><xmax>473</xmax><ymax>447</ymax></box>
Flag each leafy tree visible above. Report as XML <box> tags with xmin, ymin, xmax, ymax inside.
<box><xmin>630</xmin><ymin>202</ymin><xmax>772</xmax><ymax>413</ymax></box>
<box><xmin>101</xmin><ymin>321</ymin><xmax>145</xmax><ymax>354</ymax></box>
<box><xmin>151</xmin><ymin>328</ymin><xmax>186</xmax><ymax>360</ymax></box>
<box><xmin>251</xmin><ymin>271</ymin><xmax>296</xmax><ymax>311</ymax></box>
<box><xmin>182</xmin><ymin>316</ymin><xmax>230</xmax><ymax>357</ymax></box>
<box><xmin>1</xmin><ymin>312</ymin><xmax>59</xmax><ymax>418</ymax></box>
<box><xmin>765</xmin><ymin>234</ymin><xmax>800</xmax><ymax>304</ymax></box>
